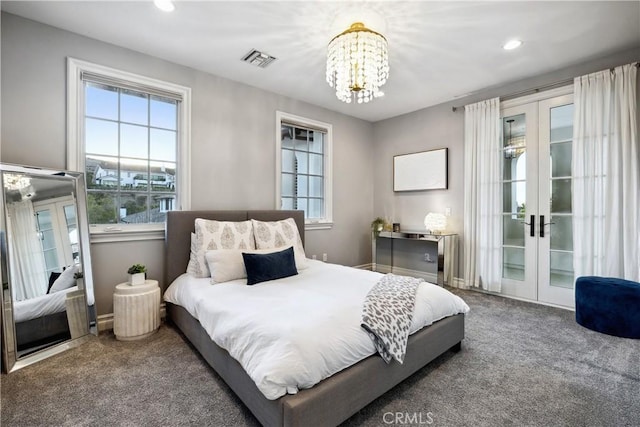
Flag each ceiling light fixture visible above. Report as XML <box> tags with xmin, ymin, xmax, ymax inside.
<box><xmin>503</xmin><ymin>39</ymin><xmax>523</xmax><ymax>50</ymax></box>
<box><xmin>154</xmin><ymin>0</ymin><xmax>175</xmax><ymax>12</ymax></box>
<box><xmin>326</xmin><ymin>22</ymin><xmax>389</xmax><ymax>104</ymax></box>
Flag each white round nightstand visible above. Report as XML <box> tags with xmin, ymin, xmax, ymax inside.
<box><xmin>113</xmin><ymin>279</ymin><xmax>160</xmax><ymax>341</ymax></box>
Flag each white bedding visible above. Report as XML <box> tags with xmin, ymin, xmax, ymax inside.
<box><xmin>13</xmin><ymin>285</ymin><xmax>95</xmax><ymax>323</ymax></box>
<box><xmin>164</xmin><ymin>259</ymin><xmax>469</xmax><ymax>400</ymax></box>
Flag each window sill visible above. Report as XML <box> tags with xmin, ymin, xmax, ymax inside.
<box><xmin>305</xmin><ymin>221</ymin><xmax>333</xmax><ymax>231</ymax></box>
<box><xmin>90</xmin><ymin>225</ymin><xmax>165</xmax><ymax>243</ymax></box>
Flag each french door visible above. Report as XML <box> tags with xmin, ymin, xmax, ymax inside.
<box><xmin>500</xmin><ymin>89</ymin><xmax>575</xmax><ymax>308</ymax></box>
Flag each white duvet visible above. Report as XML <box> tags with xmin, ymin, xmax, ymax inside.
<box><xmin>13</xmin><ymin>285</ymin><xmax>95</xmax><ymax>323</ymax></box>
<box><xmin>164</xmin><ymin>259</ymin><xmax>469</xmax><ymax>400</ymax></box>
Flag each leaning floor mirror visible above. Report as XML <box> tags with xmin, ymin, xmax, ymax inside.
<box><xmin>1</xmin><ymin>163</ymin><xmax>96</xmax><ymax>372</ymax></box>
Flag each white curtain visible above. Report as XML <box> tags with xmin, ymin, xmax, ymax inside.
<box><xmin>7</xmin><ymin>200</ymin><xmax>48</xmax><ymax>301</ymax></box>
<box><xmin>573</xmin><ymin>63</ymin><xmax>639</xmax><ymax>281</ymax></box>
<box><xmin>463</xmin><ymin>98</ymin><xmax>503</xmax><ymax>291</ymax></box>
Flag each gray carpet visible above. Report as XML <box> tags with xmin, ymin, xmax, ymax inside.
<box><xmin>1</xmin><ymin>289</ymin><xmax>638</xmax><ymax>426</ymax></box>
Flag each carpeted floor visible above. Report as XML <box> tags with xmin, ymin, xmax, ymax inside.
<box><xmin>1</xmin><ymin>289</ymin><xmax>638</xmax><ymax>426</ymax></box>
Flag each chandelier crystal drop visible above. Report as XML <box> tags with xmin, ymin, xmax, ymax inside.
<box><xmin>326</xmin><ymin>22</ymin><xmax>389</xmax><ymax>104</ymax></box>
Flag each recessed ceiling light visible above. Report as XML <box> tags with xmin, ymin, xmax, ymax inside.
<box><xmin>154</xmin><ymin>0</ymin><xmax>175</xmax><ymax>12</ymax></box>
<box><xmin>503</xmin><ymin>39</ymin><xmax>523</xmax><ymax>50</ymax></box>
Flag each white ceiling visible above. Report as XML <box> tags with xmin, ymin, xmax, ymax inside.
<box><xmin>2</xmin><ymin>1</ymin><xmax>639</xmax><ymax>122</ymax></box>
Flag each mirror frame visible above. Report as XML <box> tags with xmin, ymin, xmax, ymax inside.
<box><xmin>0</xmin><ymin>163</ymin><xmax>96</xmax><ymax>373</ymax></box>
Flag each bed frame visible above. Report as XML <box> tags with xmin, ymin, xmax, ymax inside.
<box><xmin>165</xmin><ymin>210</ymin><xmax>465</xmax><ymax>427</ymax></box>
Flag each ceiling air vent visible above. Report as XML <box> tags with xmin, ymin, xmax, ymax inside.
<box><xmin>242</xmin><ymin>49</ymin><xmax>277</xmax><ymax>68</ymax></box>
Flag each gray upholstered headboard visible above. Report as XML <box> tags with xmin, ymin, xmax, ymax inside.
<box><xmin>165</xmin><ymin>210</ymin><xmax>305</xmax><ymax>288</ymax></box>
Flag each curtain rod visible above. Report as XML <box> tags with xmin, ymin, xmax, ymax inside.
<box><xmin>451</xmin><ymin>62</ymin><xmax>640</xmax><ymax>112</ymax></box>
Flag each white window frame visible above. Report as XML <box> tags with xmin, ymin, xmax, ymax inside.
<box><xmin>276</xmin><ymin>111</ymin><xmax>333</xmax><ymax>230</ymax></box>
<box><xmin>67</xmin><ymin>58</ymin><xmax>191</xmax><ymax>242</ymax></box>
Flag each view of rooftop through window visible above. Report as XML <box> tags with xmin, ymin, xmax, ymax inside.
<box><xmin>84</xmin><ymin>82</ymin><xmax>178</xmax><ymax>224</ymax></box>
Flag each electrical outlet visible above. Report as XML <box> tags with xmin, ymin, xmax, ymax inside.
<box><xmin>445</xmin><ymin>207</ymin><xmax>451</xmax><ymax>217</ymax></box>
<box><xmin>312</xmin><ymin>254</ymin><xmax>317</xmax><ymax>260</ymax></box>
<box><xmin>322</xmin><ymin>253</ymin><xmax>328</xmax><ymax>262</ymax></box>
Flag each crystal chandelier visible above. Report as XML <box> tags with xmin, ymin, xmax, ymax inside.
<box><xmin>326</xmin><ymin>22</ymin><xmax>389</xmax><ymax>104</ymax></box>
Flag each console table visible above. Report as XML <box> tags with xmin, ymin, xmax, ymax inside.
<box><xmin>374</xmin><ymin>231</ymin><xmax>457</xmax><ymax>286</ymax></box>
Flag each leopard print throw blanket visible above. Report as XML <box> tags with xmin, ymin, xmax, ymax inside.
<box><xmin>361</xmin><ymin>273</ymin><xmax>423</xmax><ymax>364</ymax></box>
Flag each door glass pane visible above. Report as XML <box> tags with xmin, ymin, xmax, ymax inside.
<box><xmin>550</xmin><ymin>142</ymin><xmax>572</xmax><ymax>177</ymax></box>
<box><xmin>64</xmin><ymin>205</ymin><xmax>80</xmax><ymax>264</ymax></box>
<box><xmin>503</xmin><ymin>114</ymin><xmax>526</xmax><ymax>149</ymax></box>
<box><xmin>503</xmin><ymin>215</ymin><xmax>525</xmax><ymax>247</ymax></box>
<box><xmin>550</xmin><ymin>215</ymin><xmax>573</xmax><ymax>251</ymax></box>
<box><xmin>503</xmin><ymin>181</ymin><xmax>526</xmax><ymax>214</ymax></box>
<box><xmin>550</xmin><ymin>251</ymin><xmax>574</xmax><ymax>289</ymax></box>
<box><xmin>503</xmin><ymin>151</ymin><xmax>526</xmax><ymax>181</ymax></box>
<box><xmin>503</xmin><ymin>247</ymin><xmax>525</xmax><ymax>281</ymax></box>
<box><xmin>550</xmin><ymin>179</ymin><xmax>572</xmax><ymax>213</ymax></box>
<box><xmin>550</xmin><ymin>104</ymin><xmax>574</xmax><ymax>143</ymax></box>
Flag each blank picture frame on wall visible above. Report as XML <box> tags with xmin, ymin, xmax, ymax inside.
<box><xmin>393</xmin><ymin>148</ymin><xmax>448</xmax><ymax>191</ymax></box>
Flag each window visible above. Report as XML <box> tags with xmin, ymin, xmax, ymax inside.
<box><xmin>67</xmin><ymin>58</ymin><xmax>191</xmax><ymax>239</ymax></box>
<box><xmin>276</xmin><ymin>111</ymin><xmax>332</xmax><ymax>229</ymax></box>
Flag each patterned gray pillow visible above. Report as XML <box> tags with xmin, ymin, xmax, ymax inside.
<box><xmin>251</xmin><ymin>218</ymin><xmax>308</xmax><ymax>270</ymax></box>
<box><xmin>186</xmin><ymin>220</ymin><xmax>255</xmax><ymax>278</ymax></box>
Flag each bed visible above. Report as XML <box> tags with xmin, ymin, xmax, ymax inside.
<box><xmin>164</xmin><ymin>210</ymin><xmax>467</xmax><ymax>427</ymax></box>
<box><xmin>13</xmin><ymin>285</ymin><xmax>96</xmax><ymax>352</ymax></box>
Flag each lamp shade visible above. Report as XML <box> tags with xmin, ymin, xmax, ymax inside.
<box><xmin>424</xmin><ymin>213</ymin><xmax>447</xmax><ymax>234</ymax></box>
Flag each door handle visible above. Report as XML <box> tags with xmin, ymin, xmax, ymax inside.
<box><xmin>520</xmin><ymin>214</ymin><xmax>535</xmax><ymax>237</ymax></box>
<box><xmin>539</xmin><ymin>215</ymin><xmax>555</xmax><ymax>238</ymax></box>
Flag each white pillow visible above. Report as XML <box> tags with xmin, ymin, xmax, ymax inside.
<box><xmin>49</xmin><ymin>264</ymin><xmax>78</xmax><ymax>293</ymax></box>
<box><xmin>204</xmin><ymin>247</ymin><xmax>293</xmax><ymax>284</ymax></box>
<box><xmin>187</xmin><ymin>220</ymin><xmax>255</xmax><ymax>278</ymax></box>
<box><xmin>251</xmin><ymin>218</ymin><xmax>308</xmax><ymax>270</ymax></box>
<box><xmin>186</xmin><ymin>233</ymin><xmax>201</xmax><ymax>276</ymax></box>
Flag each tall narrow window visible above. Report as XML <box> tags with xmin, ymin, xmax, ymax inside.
<box><xmin>276</xmin><ymin>112</ymin><xmax>332</xmax><ymax>229</ymax></box>
<box><xmin>68</xmin><ymin>58</ymin><xmax>191</xmax><ymax>235</ymax></box>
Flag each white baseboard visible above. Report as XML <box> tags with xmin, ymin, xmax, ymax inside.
<box><xmin>97</xmin><ymin>302</ymin><xmax>166</xmax><ymax>333</ymax></box>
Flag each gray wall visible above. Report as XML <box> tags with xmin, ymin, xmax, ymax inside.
<box><xmin>2</xmin><ymin>12</ymin><xmax>638</xmax><ymax>314</ymax></box>
<box><xmin>0</xmin><ymin>13</ymin><xmax>375</xmax><ymax>314</ymax></box>
<box><xmin>372</xmin><ymin>47</ymin><xmax>640</xmax><ymax>280</ymax></box>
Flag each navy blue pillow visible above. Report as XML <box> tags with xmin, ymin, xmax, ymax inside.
<box><xmin>242</xmin><ymin>246</ymin><xmax>298</xmax><ymax>286</ymax></box>
<box><xmin>47</xmin><ymin>271</ymin><xmax>62</xmax><ymax>294</ymax></box>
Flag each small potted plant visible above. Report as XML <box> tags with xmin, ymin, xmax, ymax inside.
<box><xmin>371</xmin><ymin>217</ymin><xmax>387</xmax><ymax>238</ymax></box>
<box><xmin>74</xmin><ymin>271</ymin><xmax>84</xmax><ymax>288</ymax></box>
<box><xmin>127</xmin><ymin>264</ymin><xmax>147</xmax><ymax>286</ymax></box>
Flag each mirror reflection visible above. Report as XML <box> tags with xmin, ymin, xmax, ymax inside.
<box><xmin>1</xmin><ymin>165</ymin><xmax>95</xmax><ymax>371</ymax></box>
